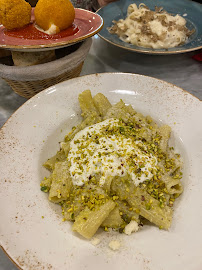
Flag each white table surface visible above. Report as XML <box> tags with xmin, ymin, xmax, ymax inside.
<box><xmin>0</xmin><ymin>35</ymin><xmax>201</xmax><ymax>270</ymax></box>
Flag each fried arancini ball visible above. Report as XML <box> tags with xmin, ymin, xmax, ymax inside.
<box><xmin>34</xmin><ymin>0</ymin><xmax>75</xmax><ymax>33</ymax></box>
<box><xmin>0</xmin><ymin>0</ymin><xmax>31</xmax><ymax>30</ymax></box>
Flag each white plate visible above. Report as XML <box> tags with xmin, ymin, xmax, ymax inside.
<box><xmin>0</xmin><ymin>73</ymin><xmax>202</xmax><ymax>270</ymax></box>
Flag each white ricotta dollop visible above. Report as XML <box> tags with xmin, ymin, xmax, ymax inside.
<box><xmin>109</xmin><ymin>240</ymin><xmax>121</xmax><ymax>251</ymax></box>
<box><xmin>91</xmin><ymin>237</ymin><xmax>101</xmax><ymax>246</ymax></box>
<box><xmin>124</xmin><ymin>220</ymin><xmax>139</xmax><ymax>235</ymax></box>
<box><xmin>68</xmin><ymin>118</ymin><xmax>157</xmax><ymax>186</ymax></box>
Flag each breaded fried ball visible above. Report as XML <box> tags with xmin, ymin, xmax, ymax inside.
<box><xmin>34</xmin><ymin>0</ymin><xmax>75</xmax><ymax>33</ymax></box>
<box><xmin>0</xmin><ymin>0</ymin><xmax>31</xmax><ymax>30</ymax></box>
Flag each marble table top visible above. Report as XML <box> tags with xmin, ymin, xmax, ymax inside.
<box><xmin>0</xmin><ymin>35</ymin><xmax>201</xmax><ymax>270</ymax></box>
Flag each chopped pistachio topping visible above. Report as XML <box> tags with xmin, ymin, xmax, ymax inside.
<box><xmin>68</xmin><ymin>118</ymin><xmax>157</xmax><ymax>186</ymax></box>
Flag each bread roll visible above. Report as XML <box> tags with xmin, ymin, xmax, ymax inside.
<box><xmin>11</xmin><ymin>50</ymin><xmax>56</xmax><ymax>66</ymax></box>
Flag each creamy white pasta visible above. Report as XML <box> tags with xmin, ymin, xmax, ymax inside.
<box><xmin>108</xmin><ymin>3</ymin><xmax>194</xmax><ymax>49</ymax></box>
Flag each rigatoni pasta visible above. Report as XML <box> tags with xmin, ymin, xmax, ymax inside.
<box><xmin>41</xmin><ymin>90</ymin><xmax>183</xmax><ymax>239</ymax></box>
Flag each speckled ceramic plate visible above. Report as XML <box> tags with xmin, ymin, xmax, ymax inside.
<box><xmin>97</xmin><ymin>0</ymin><xmax>202</xmax><ymax>54</ymax></box>
<box><xmin>0</xmin><ymin>73</ymin><xmax>202</xmax><ymax>270</ymax></box>
<box><xmin>0</xmin><ymin>9</ymin><xmax>103</xmax><ymax>52</ymax></box>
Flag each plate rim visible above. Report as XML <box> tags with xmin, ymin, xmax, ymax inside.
<box><xmin>0</xmin><ymin>8</ymin><xmax>104</xmax><ymax>51</ymax></box>
<box><xmin>0</xmin><ymin>72</ymin><xmax>201</xmax><ymax>131</ymax></box>
<box><xmin>0</xmin><ymin>246</ymin><xmax>21</xmax><ymax>270</ymax></box>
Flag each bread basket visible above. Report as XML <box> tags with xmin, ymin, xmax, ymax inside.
<box><xmin>0</xmin><ymin>38</ymin><xmax>92</xmax><ymax>98</ymax></box>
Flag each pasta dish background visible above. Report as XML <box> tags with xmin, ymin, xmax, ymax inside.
<box><xmin>96</xmin><ymin>0</ymin><xmax>202</xmax><ymax>54</ymax></box>
<box><xmin>108</xmin><ymin>3</ymin><xmax>194</xmax><ymax>49</ymax></box>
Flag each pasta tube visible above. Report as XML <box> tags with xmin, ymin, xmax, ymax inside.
<box><xmin>78</xmin><ymin>90</ymin><xmax>99</xmax><ymax>119</ymax></box>
<box><xmin>93</xmin><ymin>93</ymin><xmax>112</xmax><ymax>117</ymax></box>
<box><xmin>158</xmin><ymin>125</ymin><xmax>171</xmax><ymax>153</ymax></box>
<box><xmin>72</xmin><ymin>200</ymin><xmax>115</xmax><ymax>239</ymax></box>
<box><xmin>162</xmin><ymin>175</ymin><xmax>183</xmax><ymax>196</ymax></box>
<box><xmin>111</xmin><ymin>177</ymin><xmax>173</xmax><ymax>229</ymax></box>
<box><xmin>43</xmin><ymin>149</ymin><xmax>66</xmax><ymax>171</ymax></box>
<box><xmin>49</xmin><ymin>161</ymin><xmax>72</xmax><ymax>203</ymax></box>
<box><xmin>101</xmin><ymin>207</ymin><xmax>124</xmax><ymax>228</ymax></box>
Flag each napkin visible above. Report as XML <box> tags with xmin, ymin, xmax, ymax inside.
<box><xmin>192</xmin><ymin>52</ymin><xmax>202</xmax><ymax>62</ymax></box>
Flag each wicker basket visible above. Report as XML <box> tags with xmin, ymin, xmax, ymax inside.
<box><xmin>3</xmin><ymin>62</ymin><xmax>84</xmax><ymax>98</ymax></box>
<box><xmin>0</xmin><ymin>38</ymin><xmax>92</xmax><ymax>99</ymax></box>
